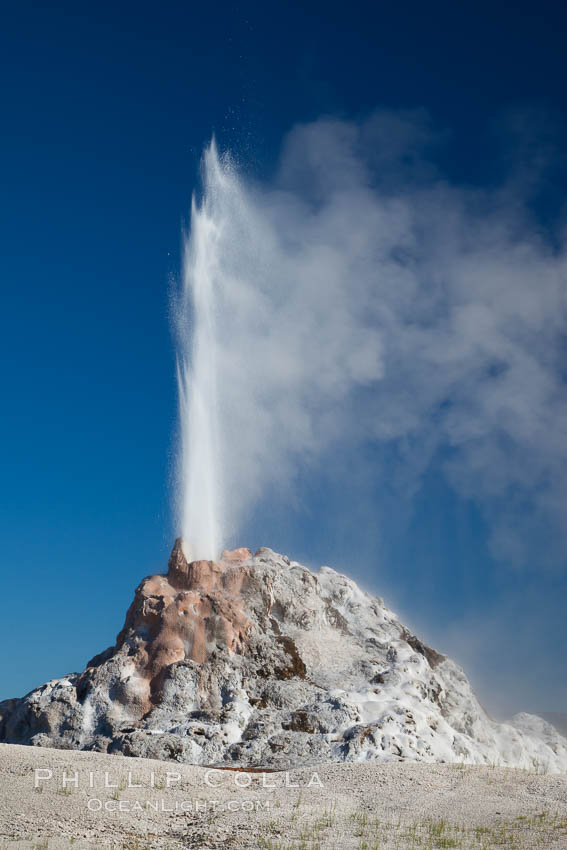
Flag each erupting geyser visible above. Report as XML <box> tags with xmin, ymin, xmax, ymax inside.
<box><xmin>175</xmin><ymin>141</ymin><xmax>227</xmax><ymax>562</ymax></box>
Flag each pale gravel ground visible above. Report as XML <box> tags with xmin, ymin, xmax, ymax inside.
<box><xmin>1</xmin><ymin>743</ymin><xmax>567</xmax><ymax>849</ymax></box>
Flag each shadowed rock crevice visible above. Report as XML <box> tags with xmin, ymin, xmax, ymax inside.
<box><xmin>401</xmin><ymin>629</ymin><xmax>446</xmax><ymax>669</ymax></box>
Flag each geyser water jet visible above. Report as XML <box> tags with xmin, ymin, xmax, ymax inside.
<box><xmin>173</xmin><ymin>129</ymin><xmax>387</xmax><ymax>562</ymax></box>
<box><xmin>175</xmin><ymin>140</ymin><xmax>226</xmax><ymax>561</ymax></box>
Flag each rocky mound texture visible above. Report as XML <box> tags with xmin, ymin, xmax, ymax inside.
<box><xmin>1</xmin><ymin>541</ymin><xmax>566</xmax><ymax>771</ymax></box>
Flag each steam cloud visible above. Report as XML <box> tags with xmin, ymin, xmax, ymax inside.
<box><xmin>177</xmin><ymin>112</ymin><xmax>567</xmax><ymax>568</ymax></box>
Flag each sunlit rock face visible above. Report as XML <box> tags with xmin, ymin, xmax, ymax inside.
<box><xmin>1</xmin><ymin>541</ymin><xmax>567</xmax><ymax>770</ymax></box>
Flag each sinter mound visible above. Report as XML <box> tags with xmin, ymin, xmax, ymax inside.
<box><xmin>1</xmin><ymin>540</ymin><xmax>566</xmax><ymax>770</ymax></box>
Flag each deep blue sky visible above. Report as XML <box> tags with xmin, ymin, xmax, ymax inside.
<box><xmin>1</xmin><ymin>0</ymin><xmax>566</xmax><ymax>714</ymax></box>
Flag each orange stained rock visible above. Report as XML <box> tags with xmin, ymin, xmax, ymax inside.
<box><xmin>220</xmin><ymin>547</ymin><xmax>252</xmax><ymax>563</ymax></box>
<box><xmin>115</xmin><ymin>539</ymin><xmax>254</xmax><ymax>716</ymax></box>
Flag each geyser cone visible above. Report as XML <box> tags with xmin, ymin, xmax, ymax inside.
<box><xmin>168</xmin><ymin>536</ymin><xmax>252</xmax><ymax>588</ymax></box>
<box><xmin>1</xmin><ymin>543</ymin><xmax>567</xmax><ymax>771</ymax></box>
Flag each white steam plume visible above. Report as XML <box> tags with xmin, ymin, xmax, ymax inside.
<box><xmin>175</xmin><ymin>143</ymin><xmax>225</xmax><ymax>560</ymax></box>
<box><xmin>176</xmin><ymin>114</ymin><xmax>567</xmax><ymax>568</ymax></box>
